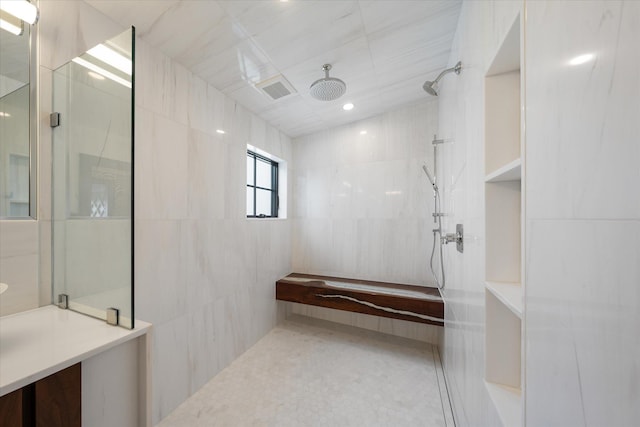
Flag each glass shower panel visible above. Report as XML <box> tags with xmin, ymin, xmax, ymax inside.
<box><xmin>52</xmin><ymin>28</ymin><xmax>134</xmax><ymax>328</ymax></box>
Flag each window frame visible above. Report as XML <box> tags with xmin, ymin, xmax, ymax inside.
<box><xmin>246</xmin><ymin>150</ymin><xmax>279</xmax><ymax>218</ymax></box>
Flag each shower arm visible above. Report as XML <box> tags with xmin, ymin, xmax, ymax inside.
<box><xmin>432</xmin><ymin>61</ymin><xmax>462</xmax><ymax>85</ymax></box>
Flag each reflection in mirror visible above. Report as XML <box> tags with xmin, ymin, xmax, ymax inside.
<box><xmin>0</xmin><ymin>13</ymin><xmax>32</xmax><ymax>218</ymax></box>
<box><xmin>52</xmin><ymin>28</ymin><xmax>134</xmax><ymax>328</ymax></box>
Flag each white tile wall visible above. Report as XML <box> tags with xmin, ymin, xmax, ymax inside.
<box><xmin>133</xmin><ymin>37</ymin><xmax>293</xmax><ymax>423</ymax></box>
<box><xmin>439</xmin><ymin>1</ymin><xmax>640</xmax><ymax>426</ymax></box>
<box><xmin>292</xmin><ymin>100</ymin><xmax>439</xmax><ymax>285</ymax></box>
<box><xmin>525</xmin><ymin>2</ymin><xmax>640</xmax><ymax>425</ymax></box>
<box><xmin>37</xmin><ymin>2</ymin><xmax>293</xmax><ymax>424</ymax></box>
<box><xmin>0</xmin><ymin>220</ymin><xmax>39</xmax><ymax>316</ymax></box>
<box><xmin>436</xmin><ymin>1</ymin><xmax>522</xmax><ymax>426</ymax></box>
<box><xmin>82</xmin><ymin>338</ymin><xmax>141</xmax><ymax>427</ymax></box>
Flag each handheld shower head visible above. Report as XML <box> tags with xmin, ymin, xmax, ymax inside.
<box><xmin>422</xmin><ymin>61</ymin><xmax>462</xmax><ymax>96</ymax></box>
<box><xmin>422</xmin><ymin>165</ymin><xmax>437</xmax><ymax>190</ymax></box>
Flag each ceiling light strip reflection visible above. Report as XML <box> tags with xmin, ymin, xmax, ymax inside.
<box><xmin>72</xmin><ymin>57</ymin><xmax>132</xmax><ymax>88</ymax></box>
<box><xmin>0</xmin><ymin>9</ymin><xmax>23</xmax><ymax>35</ymax></box>
<box><xmin>86</xmin><ymin>44</ymin><xmax>132</xmax><ymax>75</ymax></box>
<box><xmin>0</xmin><ymin>17</ymin><xmax>22</xmax><ymax>35</ymax></box>
<box><xmin>0</xmin><ymin>0</ymin><xmax>38</xmax><ymax>25</ymax></box>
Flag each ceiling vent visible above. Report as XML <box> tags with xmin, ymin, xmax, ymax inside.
<box><xmin>255</xmin><ymin>74</ymin><xmax>296</xmax><ymax>101</ymax></box>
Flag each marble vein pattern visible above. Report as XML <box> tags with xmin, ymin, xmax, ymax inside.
<box><xmin>525</xmin><ymin>2</ymin><xmax>640</xmax><ymax>426</ymax></box>
<box><xmin>291</xmin><ymin>303</ymin><xmax>442</xmax><ymax>346</ymax></box>
<box><xmin>158</xmin><ymin>316</ymin><xmax>453</xmax><ymax>427</ymax></box>
<box><xmin>316</xmin><ymin>294</ymin><xmax>444</xmax><ymax>324</ymax></box>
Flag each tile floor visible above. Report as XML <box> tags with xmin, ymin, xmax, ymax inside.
<box><xmin>158</xmin><ymin>315</ymin><xmax>454</xmax><ymax>426</ymax></box>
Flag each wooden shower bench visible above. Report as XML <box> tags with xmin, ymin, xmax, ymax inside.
<box><xmin>276</xmin><ymin>273</ymin><xmax>444</xmax><ymax>327</ymax></box>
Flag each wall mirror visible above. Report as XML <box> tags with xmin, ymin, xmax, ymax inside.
<box><xmin>52</xmin><ymin>27</ymin><xmax>135</xmax><ymax>328</ymax></box>
<box><xmin>0</xmin><ymin>9</ymin><xmax>37</xmax><ymax>218</ymax></box>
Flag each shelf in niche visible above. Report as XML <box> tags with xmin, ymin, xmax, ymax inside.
<box><xmin>485</xmin><ymin>381</ymin><xmax>522</xmax><ymax>427</ymax></box>
<box><xmin>485</xmin><ymin>158</ymin><xmax>521</xmax><ymax>182</ymax></box>
<box><xmin>485</xmin><ymin>281</ymin><xmax>522</xmax><ymax>318</ymax></box>
<box><xmin>486</xmin><ymin>15</ymin><xmax>521</xmax><ymax>76</ymax></box>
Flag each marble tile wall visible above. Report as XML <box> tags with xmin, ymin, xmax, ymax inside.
<box><xmin>38</xmin><ymin>1</ymin><xmax>293</xmax><ymax>424</ymax></box>
<box><xmin>0</xmin><ymin>221</ymin><xmax>39</xmax><ymax>316</ymax></box>
<box><xmin>290</xmin><ymin>100</ymin><xmax>443</xmax><ymax>343</ymax></box>
<box><xmin>524</xmin><ymin>2</ymin><xmax>640</xmax><ymax>425</ymax></box>
<box><xmin>439</xmin><ymin>1</ymin><xmax>640</xmax><ymax>426</ymax></box>
<box><xmin>292</xmin><ymin>100</ymin><xmax>439</xmax><ymax>285</ymax></box>
<box><xmin>135</xmin><ymin>36</ymin><xmax>293</xmax><ymax>426</ymax></box>
<box><xmin>436</xmin><ymin>1</ymin><xmax>522</xmax><ymax>426</ymax></box>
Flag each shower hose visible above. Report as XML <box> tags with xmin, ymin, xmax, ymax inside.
<box><xmin>430</xmin><ymin>190</ymin><xmax>446</xmax><ymax>289</ymax></box>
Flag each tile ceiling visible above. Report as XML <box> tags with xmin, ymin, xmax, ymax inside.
<box><xmin>86</xmin><ymin>0</ymin><xmax>462</xmax><ymax>138</ymax></box>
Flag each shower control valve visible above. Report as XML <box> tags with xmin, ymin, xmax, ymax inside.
<box><xmin>441</xmin><ymin>233</ymin><xmax>459</xmax><ymax>244</ymax></box>
<box><xmin>442</xmin><ymin>224</ymin><xmax>464</xmax><ymax>253</ymax></box>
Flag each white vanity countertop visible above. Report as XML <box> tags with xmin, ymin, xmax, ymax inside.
<box><xmin>0</xmin><ymin>305</ymin><xmax>151</xmax><ymax>396</ymax></box>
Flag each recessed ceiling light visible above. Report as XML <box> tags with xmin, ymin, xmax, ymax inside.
<box><xmin>360</xmin><ymin>130</ymin><xmax>367</xmax><ymax>135</ymax></box>
<box><xmin>343</xmin><ymin>103</ymin><xmax>354</xmax><ymax>111</ymax></box>
<box><xmin>568</xmin><ymin>53</ymin><xmax>595</xmax><ymax>66</ymax></box>
<box><xmin>0</xmin><ymin>112</ymin><xmax>11</xmax><ymax>117</ymax></box>
<box><xmin>216</xmin><ymin>129</ymin><xmax>226</xmax><ymax>134</ymax></box>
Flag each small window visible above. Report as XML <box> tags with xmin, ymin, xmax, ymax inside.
<box><xmin>247</xmin><ymin>150</ymin><xmax>278</xmax><ymax>218</ymax></box>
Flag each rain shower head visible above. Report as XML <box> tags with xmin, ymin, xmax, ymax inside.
<box><xmin>310</xmin><ymin>64</ymin><xmax>346</xmax><ymax>101</ymax></box>
<box><xmin>422</xmin><ymin>61</ymin><xmax>462</xmax><ymax>96</ymax></box>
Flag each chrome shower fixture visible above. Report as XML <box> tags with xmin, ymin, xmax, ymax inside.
<box><xmin>422</xmin><ymin>61</ymin><xmax>462</xmax><ymax>96</ymax></box>
<box><xmin>422</xmin><ymin>164</ymin><xmax>437</xmax><ymax>191</ymax></box>
<box><xmin>310</xmin><ymin>64</ymin><xmax>346</xmax><ymax>101</ymax></box>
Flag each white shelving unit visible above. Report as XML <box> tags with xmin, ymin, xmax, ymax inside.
<box><xmin>485</xmin><ymin>281</ymin><xmax>522</xmax><ymax>318</ymax></box>
<box><xmin>484</xmin><ymin>13</ymin><xmax>525</xmax><ymax>427</ymax></box>
<box><xmin>485</xmin><ymin>158</ymin><xmax>521</xmax><ymax>183</ymax></box>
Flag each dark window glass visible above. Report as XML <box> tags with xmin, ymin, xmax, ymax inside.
<box><xmin>246</xmin><ymin>151</ymin><xmax>278</xmax><ymax>218</ymax></box>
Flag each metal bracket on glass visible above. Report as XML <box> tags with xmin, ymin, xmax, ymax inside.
<box><xmin>58</xmin><ymin>294</ymin><xmax>69</xmax><ymax>309</ymax></box>
<box><xmin>106</xmin><ymin>308</ymin><xmax>120</xmax><ymax>326</ymax></box>
<box><xmin>50</xmin><ymin>112</ymin><xmax>60</xmax><ymax>128</ymax></box>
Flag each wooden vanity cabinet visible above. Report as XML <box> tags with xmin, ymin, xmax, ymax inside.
<box><xmin>0</xmin><ymin>363</ymin><xmax>80</xmax><ymax>427</ymax></box>
<box><xmin>0</xmin><ymin>387</ymin><xmax>28</xmax><ymax>427</ymax></box>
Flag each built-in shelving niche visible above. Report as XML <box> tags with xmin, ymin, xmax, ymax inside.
<box><xmin>484</xmin><ymin>12</ymin><xmax>524</xmax><ymax>427</ymax></box>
